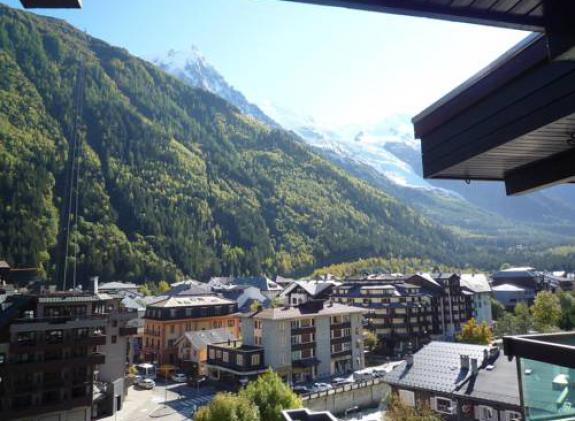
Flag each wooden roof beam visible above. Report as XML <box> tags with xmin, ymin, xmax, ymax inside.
<box><xmin>20</xmin><ymin>0</ymin><xmax>82</xmax><ymax>8</ymax></box>
<box><xmin>504</xmin><ymin>147</ymin><xmax>575</xmax><ymax>195</ymax></box>
<box><xmin>284</xmin><ymin>0</ymin><xmax>545</xmax><ymax>32</ymax></box>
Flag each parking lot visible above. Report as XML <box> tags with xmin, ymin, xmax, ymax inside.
<box><xmin>100</xmin><ymin>381</ymin><xmax>216</xmax><ymax>421</ymax></box>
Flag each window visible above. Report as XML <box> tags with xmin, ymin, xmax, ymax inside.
<box><xmin>398</xmin><ymin>390</ymin><xmax>415</xmax><ymax>407</ymax></box>
<box><xmin>0</xmin><ymin>353</ymin><xmax>5</xmax><ymax>365</ymax></box>
<box><xmin>291</xmin><ymin>350</ymin><xmax>301</xmax><ymax>361</ymax></box>
<box><xmin>222</xmin><ymin>351</ymin><xmax>229</xmax><ymax>363</ymax></box>
<box><xmin>506</xmin><ymin>411</ymin><xmax>521</xmax><ymax>421</ymax></box>
<box><xmin>291</xmin><ymin>335</ymin><xmax>300</xmax><ymax>345</ymax></box>
<box><xmin>112</xmin><ymin>335</ymin><xmax>117</xmax><ymax>344</ymax></box>
<box><xmin>434</xmin><ymin>397</ymin><xmax>453</xmax><ymax>414</ymax></box>
<box><xmin>170</xmin><ymin>325</ymin><xmax>175</xmax><ymax>334</ymax></box>
<box><xmin>227</xmin><ymin>319</ymin><xmax>235</xmax><ymax>327</ymax></box>
<box><xmin>237</xmin><ymin>354</ymin><xmax>244</xmax><ymax>366</ymax></box>
<box><xmin>251</xmin><ymin>354</ymin><xmax>260</xmax><ymax>366</ymax></box>
<box><xmin>208</xmin><ymin>348</ymin><xmax>215</xmax><ymax>359</ymax></box>
<box><xmin>478</xmin><ymin>406</ymin><xmax>494</xmax><ymax>421</ymax></box>
<box><xmin>254</xmin><ymin>320</ymin><xmax>262</xmax><ymax>329</ymax></box>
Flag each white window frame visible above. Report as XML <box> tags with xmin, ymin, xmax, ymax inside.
<box><xmin>477</xmin><ymin>405</ymin><xmax>494</xmax><ymax>421</ymax></box>
<box><xmin>506</xmin><ymin>410</ymin><xmax>522</xmax><ymax>421</ymax></box>
<box><xmin>434</xmin><ymin>397</ymin><xmax>454</xmax><ymax>414</ymax></box>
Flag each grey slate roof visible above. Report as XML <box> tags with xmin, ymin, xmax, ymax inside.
<box><xmin>98</xmin><ymin>281</ymin><xmax>138</xmax><ymax>290</ymax></box>
<box><xmin>180</xmin><ymin>328</ymin><xmax>237</xmax><ymax>350</ymax></box>
<box><xmin>385</xmin><ymin>342</ymin><xmax>489</xmax><ymax>393</ymax></box>
<box><xmin>456</xmin><ymin>354</ymin><xmax>520</xmax><ymax>407</ymax></box>
<box><xmin>281</xmin><ymin>281</ymin><xmax>335</xmax><ymax>299</ymax></box>
<box><xmin>245</xmin><ymin>302</ymin><xmax>364</xmax><ymax>321</ymax></box>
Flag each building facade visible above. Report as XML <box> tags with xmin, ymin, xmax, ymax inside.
<box><xmin>331</xmin><ymin>273</ymin><xmax>477</xmax><ymax>357</ymax></box>
<box><xmin>143</xmin><ymin>296</ymin><xmax>240</xmax><ymax>365</ymax></box>
<box><xmin>0</xmin><ymin>289</ymin><xmax>136</xmax><ymax>420</ymax></box>
<box><xmin>206</xmin><ymin>300</ymin><xmax>365</xmax><ymax>384</ymax></box>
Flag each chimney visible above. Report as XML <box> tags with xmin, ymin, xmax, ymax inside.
<box><xmin>405</xmin><ymin>354</ymin><xmax>414</xmax><ymax>367</ymax></box>
<box><xmin>90</xmin><ymin>276</ymin><xmax>99</xmax><ymax>294</ymax></box>
<box><xmin>460</xmin><ymin>354</ymin><xmax>470</xmax><ymax>370</ymax></box>
<box><xmin>470</xmin><ymin>358</ymin><xmax>479</xmax><ymax>375</ymax></box>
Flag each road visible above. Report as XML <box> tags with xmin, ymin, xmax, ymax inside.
<box><xmin>100</xmin><ymin>381</ymin><xmax>216</xmax><ymax>421</ymax></box>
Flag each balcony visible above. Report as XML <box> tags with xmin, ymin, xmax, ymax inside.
<box><xmin>11</xmin><ymin>332</ymin><xmax>107</xmax><ymax>352</ymax></box>
<box><xmin>331</xmin><ymin>349</ymin><xmax>352</xmax><ymax>358</ymax></box>
<box><xmin>2</xmin><ymin>395</ymin><xmax>91</xmax><ymax>419</ymax></box>
<box><xmin>89</xmin><ymin>352</ymin><xmax>106</xmax><ymax>365</ymax></box>
<box><xmin>504</xmin><ymin>332</ymin><xmax>575</xmax><ymax>421</ymax></box>
<box><xmin>291</xmin><ymin>326</ymin><xmax>315</xmax><ymax>335</ymax></box>
<box><xmin>330</xmin><ymin>321</ymin><xmax>351</xmax><ymax>330</ymax></box>
<box><xmin>119</xmin><ymin>326</ymin><xmax>138</xmax><ymax>336</ymax></box>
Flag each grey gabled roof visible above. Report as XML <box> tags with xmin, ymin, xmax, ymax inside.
<box><xmin>281</xmin><ymin>281</ymin><xmax>335</xmax><ymax>298</ymax></box>
<box><xmin>385</xmin><ymin>342</ymin><xmax>489</xmax><ymax>394</ymax></box>
<box><xmin>179</xmin><ymin>328</ymin><xmax>237</xmax><ymax>350</ymax></box>
<box><xmin>455</xmin><ymin>354</ymin><xmax>520</xmax><ymax>407</ymax></box>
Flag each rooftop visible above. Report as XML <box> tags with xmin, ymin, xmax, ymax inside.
<box><xmin>246</xmin><ymin>302</ymin><xmax>364</xmax><ymax>320</ymax></box>
<box><xmin>492</xmin><ymin>283</ymin><xmax>527</xmax><ymax>292</ymax></box>
<box><xmin>98</xmin><ymin>281</ymin><xmax>138</xmax><ymax>290</ymax></box>
<box><xmin>460</xmin><ymin>274</ymin><xmax>491</xmax><ymax>293</ymax></box>
<box><xmin>180</xmin><ymin>328</ymin><xmax>237</xmax><ymax>349</ymax></box>
<box><xmin>456</xmin><ymin>352</ymin><xmax>520</xmax><ymax>407</ymax></box>
<box><xmin>148</xmin><ymin>295</ymin><xmax>235</xmax><ymax>308</ymax></box>
<box><xmin>385</xmin><ymin>341</ymin><xmax>489</xmax><ymax>393</ymax></box>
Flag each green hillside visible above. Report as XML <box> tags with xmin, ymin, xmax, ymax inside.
<box><xmin>0</xmin><ymin>4</ymin><xmax>469</xmax><ymax>283</ymax></box>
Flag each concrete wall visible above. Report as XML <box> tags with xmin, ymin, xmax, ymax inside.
<box><xmin>474</xmin><ymin>292</ymin><xmax>492</xmax><ymax>324</ymax></box>
<box><xmin>261</xmin><ymin>319</ymin><xmax>290</xmax><ymax>372</ymax></box>
<box><xmin>351</xmin><ymin>313</ymin><xmax>364</xmax><ymax>370</ymax></box>
<box><xmin>303</xmin><ymin>379</ymin><xmax>390</xmax><ymax>415</ymax></box>
<box><xmin>315</xmin><ymin>316</ymin><xmax>331</xmax><ymax>378</ymax></box>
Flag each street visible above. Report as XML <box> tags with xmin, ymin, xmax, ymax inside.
<box><xmin>100</xmin><ymin>382</ymin><xmax>216</xmax><ymax>421</ymax></box>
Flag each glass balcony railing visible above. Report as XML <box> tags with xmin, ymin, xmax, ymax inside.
<box><xmin>504</xmin><ymin>332</ymin><xmax>575</xmax><ymax>421</ymax></box>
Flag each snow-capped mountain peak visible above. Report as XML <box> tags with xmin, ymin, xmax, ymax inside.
<box><xmin>147</xmin><ymin>46</ymin><xmax>279</xmax><ymax>128</ymax></box>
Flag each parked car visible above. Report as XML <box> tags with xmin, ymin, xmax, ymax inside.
<box><xmin>171</xmin><ymin>373</ymin><xmax>188</xmax><ymax>383</ymax></box>
<box><xmin>292</xmin><ymin>385</ymin><xmax>310</xmax><ymax>395</ymax></box>
<box><xmin>332</xmin><ymin>376</ymin><xmax>354</xmax><ymax>385</ymax></box>
<box><xmin>137</xmin><ymin>378</ymin><xmax>156</xmax><ymax>390</ymax></box>
<box><xmin>310</xmin><ymin>382</ymin><xmax>333</xmax><ymax>392</ymax></box>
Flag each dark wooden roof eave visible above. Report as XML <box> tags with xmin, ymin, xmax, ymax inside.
<box><xmin>413</xmin><ymin>32</ymin><xmax>575</xmax><ymax>195</ymax></box>
<box><xmin>283</xmin><ymin>0</ymin><xmax>545</xmax><ymax>32</ymax></box>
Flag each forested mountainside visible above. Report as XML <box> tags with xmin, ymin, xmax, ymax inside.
<box><xmin>0</xmin><ymin>4</ymin><xmax>470</xmax><ymax>283</ymax></box>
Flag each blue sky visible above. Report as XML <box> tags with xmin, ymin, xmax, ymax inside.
<box><xmin>3</xmin><ymin>0</ymin><xmax>528</xmax><ymax>127</ymax></box>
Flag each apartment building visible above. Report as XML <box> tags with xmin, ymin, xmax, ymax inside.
<box><xmin>206</xmin><ymin>300</ymin><xmax>364</xmax><ymax>384</ymax></box>
<box><xmin>332</xmin><ymin>281</ymin><xmax>432</xmax><ymax>357</ymax></box>
<box><xmin>143</xmin><ymin>295</ymin><xmax>240</xmax><ymax>365</ymax></box>
<box><xmin>460</xmin><ymin>274</ymin><xmax>492</xmax><ymax>324</ymax></box>
<box><xmin>0</xmin><ymin>288</ymin><xmax>136</xmax><ymax>420</ymax></box>
<box><xmin>332</xmin><ymin>273</ymin><xmax>477</xmax><ymax>357</ymax></box>
<box><xmin>407</xmin><ymin>273</ymin><xmax>474</xmax><ymax>339</ymax></box>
